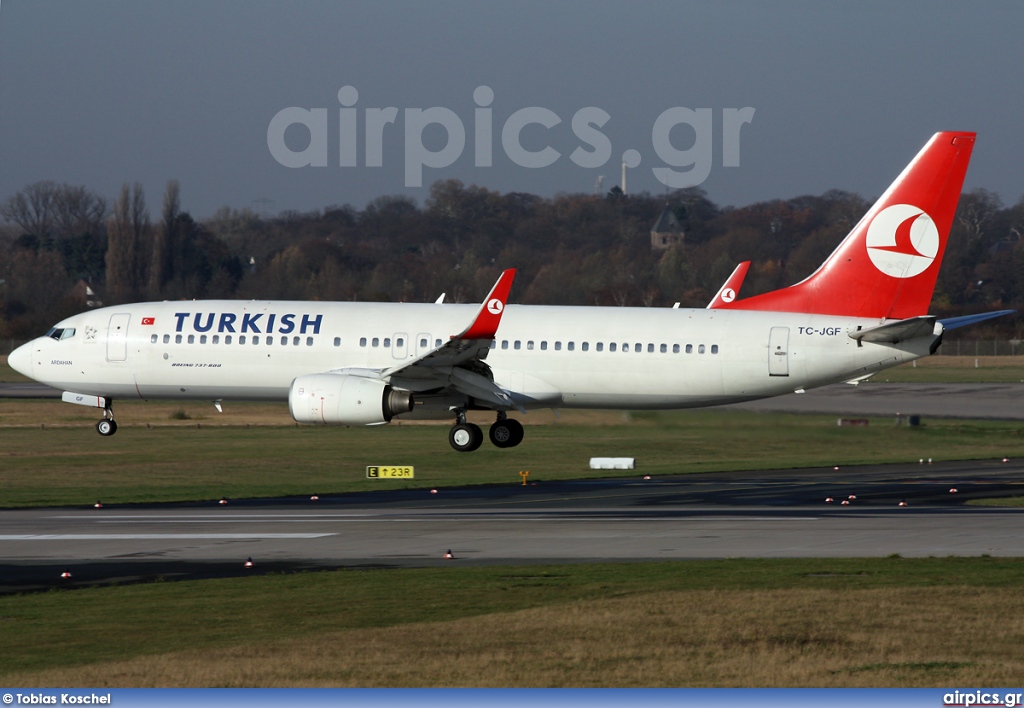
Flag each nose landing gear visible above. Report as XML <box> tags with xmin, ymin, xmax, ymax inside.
<box><xmin>96</xmin><ymin>405</ymin><xmax>117</xmax><ymax>436</ymax></box>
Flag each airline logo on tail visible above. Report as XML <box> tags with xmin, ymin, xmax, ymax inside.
<box><xmin>865</xmin><ymin>204</ymin><xmax>939</xmax><ymax>279</ymax></box>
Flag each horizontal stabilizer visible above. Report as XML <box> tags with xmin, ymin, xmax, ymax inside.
<box><xmin>849</xmin><ymin>316</ymin><xmax>936</xmax><ymax>344</ymax></box>
<box><xmin>938</xmin><ymin>309</ymin><xmax>1015</xmax><ymax>330</ymax></box>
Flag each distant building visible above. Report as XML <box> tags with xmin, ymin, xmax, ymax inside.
<box><xmin>68</xmin><ymin>279</ymin><xmax>104</xmax><ymax>308</ymax></box>
<box><xmin>651</xmin><ymin>204</ymin><xmax>684</xmax><ymax>251</ymax></box>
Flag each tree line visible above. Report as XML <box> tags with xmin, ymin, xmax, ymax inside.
<box><xmin>1</xmin><ymin>178</ymin><xmax>1021</xmax><ymax>340</ymax></box>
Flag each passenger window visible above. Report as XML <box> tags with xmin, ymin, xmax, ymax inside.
<box><xmin>396</xmin><ymin>338</ymin><xmax>404</xmax><ymax>347</ymax></box>
<box><xmin>239</xmin><ymin>335</ymin><xmax>246</xmax><ymax>344</ymax></box>
<box><xmin>596</xmin><ymin>342</ymin><xmax>603</xmax><ymax>352</ymax></box>
<box><xmin>420</xmin><ymin>338</ymin><xmax>428</xmax><ymax>348</ymax></box>
<box><xmin>489</xmin><ymin>341</ymin><xmax>496</xmax><ymax>349</ymax></box>
<box><xmin>568</xmin><ymin>342</ymin><xmax>575</xmax><ymax>351</ymax></box>
<box><xmin>660</xmin><ymin>344</ymin><xmax>667</xmax><ymax>353</ymax></box>
<box><xmin>266</xmin><ymin>336</ymin><xmax>272</xmax><ymax>345</ymax></box>
<box><xmin>151</xmin><ymin>334</ymin><xmax>158</xmax><ymax>343</ymax></box>
<box><xmin>225</xmin><ymin>335</ymin><xmax>233</xmax><ymax>344</ymax></box>
<box><xmin>514</xmin><ymin>341</ymin><xmax>521</xmax><ymax>350</ymax></box>
<box><xmin>175</xmin><ymin>334</ymin><xmax>182</xmax><ymax>344</ymax></box>
<box><xmin>527</xmin><ymin>341</ymin><xmax>534</xmax><ymax>350</ymax></box>
<box><xmin>647</xmin><ymin>343</ymin><xmax>654</xmax><ymax>353</ymax></box>
<box><xmin>200</xmin><ymin>335</ymin><xmax>207</xmax><ymax>344</ymax></box>
<box><xmin>435</xmin><ymin>339</ymin><xmax>442</xmax><ymax>347</ymax></box>
<box><xmin>673</xmin><ymin>344</ymin><xmax>680</xmax><ymax>353</ymax></box>
<box><xmin>213</xmin><ymin>335</ymin><xmax>220</xmax><ymax>344</ymax></box>
<box><xmin>253</xmin><ymin>335</ymin><xmax>260</xmax><ymax>345</ymax></box>
<box><xmin>635</xmin><ymin>343</ymin><xmax>642</xmax><ymax>353</ymax></box>
<box><xmin>163</xmin><ymin>334</ymin><xmax>170</xmax><ymax>344</ymax></box>
<box><xmin>293</xmin><ymin>336</ymin><xmax>300</xmax><ymax>346</ymax></box>
<box><xmin>554</xmin><ymin>342</ymin><xmax>562</xmax><ymax>351</ymax></box>
<box><xmin>609</xmin><ymin>343</ymin><xmax>617</xmax><ymax>352</ymax></box>
<box><xmin>623</xmin><ymin>343</ymin><xmax>629</xmax><ymax>353</ymax></box>
<box><xmin>501</xmin><ymin>340</ymin><xmax>508</xmax><ymax>350</ymax></box>
<box><xmin>698</xmin><ymin>344</ymin><xmax>705</xmax><ymax>354</ymax></box>
<box><xmin>372</xmin><ymin>337</ymin><xmax>379</xmax><ymax>347</ymax></box>
<box><xmin>685</xmin><ymin>344</ymin><xmax>692</xmax><ymax>353</ymax></box>
<box><xmin>384</xmin><ymin>338</ymin><xmax>391</xmax><ymax>347</ymax></box>
<box><xmin>187</xmin><ymin>335</ymin><xmax>194</xmax><ymax>344</ymax></box>
<box><xmin>333</xmin><ymin>337</ymin><xmax>341</xmax><ymax>347</ymax></box>
<box><xmin>540</xmin><ymin>341</ymin><xmax>547</xmax><ymax>351</ymax></box>
<box><xmin>360</xmin><ymin>337</ymin><xmax>367</xmax><ymax>347</ymax></box>
<box><xmin>306</xmin><ymin>337</ymin><xmax>313</xmax><ymax>346</ymax></box>
<box><xmin>711</xmin><ymin>344</ymin><xmax>719</xmax><ymax>354</ymax></box>
<box><xmin>581</xmin><ymin>342</ymin><xmax>588</xmax><ymax>352</ymax></box>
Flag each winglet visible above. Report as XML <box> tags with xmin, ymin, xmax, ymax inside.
<box><xmin>707</xmin><ymin>261</ymin><xmax>750</xmax><ymax>308</ymax></box>
<box><xmin>456</xmin><ymin>268</ymin><xmax>516</xmax><ymax>340</ymax></box>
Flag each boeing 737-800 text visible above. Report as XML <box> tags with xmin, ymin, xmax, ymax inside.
<box><xmin>8</xmin><ymin>132</ymin><xmax>1011</xmax><ymax>451</ymax></box>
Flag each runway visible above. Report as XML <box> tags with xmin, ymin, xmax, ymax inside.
<box><xmin>2</xmin><ymin>458</ymin><xmax>1023</xmax><ymax>593</ymax></box>
<box><xmin>725</xmin><ymin>382</ymin><xmax>1024</xmax><ymax>419</ymax></box>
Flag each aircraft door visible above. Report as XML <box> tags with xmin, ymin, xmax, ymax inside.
<box><xmin>106</xmin><ymin>313</ymin><xmax>130</xmax><ymax>362</ymax></box>
<box><xmin>768</xmin><ymin>326</ymin><xmax>789</xmax><ymax>377</ymax></box>
<box><xmin>416</xmin><ymin>332</ymin><xmax>432</xmax><ymax>357</ymax></box>
<box><xmin>392</xmin><ymin>333</ymin><xmax>408</xmax><ymax>360</ymax></box>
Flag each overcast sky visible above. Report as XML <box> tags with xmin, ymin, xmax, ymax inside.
<box><xmin>1</xmin><ymin>1</ymin><xmax>1022</xmax><ymax>218</ymax></box>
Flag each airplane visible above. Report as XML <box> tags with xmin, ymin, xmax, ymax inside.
<box><xmin>7</xmin><ymin>131</ymin><xmax>1013</xmax><ymax>452</ymax></box>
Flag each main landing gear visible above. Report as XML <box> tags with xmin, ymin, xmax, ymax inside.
<box><xmin>96</xmin><ymin>404</ymin><xmax>117</xmax><ymax>437</ymax></box>
<box><xmin>448</xmin><ymin>411</ymin><xmax>524</xmax><ymax>452</ymax></box>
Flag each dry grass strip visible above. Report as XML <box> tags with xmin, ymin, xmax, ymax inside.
<box><xmin>6</xmin><ymin>586</ymin><xmax>1023</xmax><ymax>687</ymax></box>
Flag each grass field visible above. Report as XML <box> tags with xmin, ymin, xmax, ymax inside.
<box><xmin>1</xmin><ymin>558</ymin><xmax>1023</xmax><ymax>687</ymax></box>
<box><xmin>1</xmin><ymin>398</ymin><xmax>1023</xmax><ymax>506</ymax></box>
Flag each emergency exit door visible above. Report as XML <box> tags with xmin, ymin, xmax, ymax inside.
<box><xmin>768</xmin><ymin>326</ymin><xmax>789</xmax><ymax>376</ymax></box>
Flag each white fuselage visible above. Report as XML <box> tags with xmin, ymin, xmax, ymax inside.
<box><xmin>13</xmin><ymin>300</ymin><xmax>933</xmax><ymax>412</ymax></box>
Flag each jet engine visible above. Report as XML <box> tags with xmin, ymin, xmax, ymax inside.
<box><xmin>288</xmin><ymin>374</ymin><xmax>414</xmax><ymax>425</ymax></box>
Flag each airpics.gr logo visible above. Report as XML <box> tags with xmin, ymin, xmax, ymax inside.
<box><xmin>865</xmin><ymin>203</ymin><xmax>939</xmax><ymax>278</ymax></box>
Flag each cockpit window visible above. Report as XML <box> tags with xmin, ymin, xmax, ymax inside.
<box><xmin>45</xmin><ymin>328</ymin><xmax>76</xmax><ymax>341</ymax></box>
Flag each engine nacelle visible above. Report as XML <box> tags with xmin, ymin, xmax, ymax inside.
<box><xmin>288</xmin><ymin>374</ymin><xmax>414</xmax><ymax>426</ymax></box>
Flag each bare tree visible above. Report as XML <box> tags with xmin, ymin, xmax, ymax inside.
<box><xmin>957</xmin><ymin>188</ymin><xmax>1003</xmax><ymax>243</ymax></box>
<box><xmin>0</xmin><ymin>181</ymin><xmax>57</xmax><ymax>242</ymax></box>
<box><xmin>105</xmin><ymin>183</ymin><xmax>150</xmax><ymax>302</ymax></box>
<box><xmin>149</xmin><ymin>179</ymin><xmax>179</xmax><ymax>296</ymax></box>
<box><xmin>51</xmin><ymin>184</ymin><xmax>107</xmax><ymax>239</ymax></box>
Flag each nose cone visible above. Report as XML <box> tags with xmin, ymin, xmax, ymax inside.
<box><xmin>7</xmin><ymin>342</ymin><xmax>33</xmax><ymax>379</ymax></box>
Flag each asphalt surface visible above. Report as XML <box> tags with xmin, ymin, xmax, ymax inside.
<box><xmin>2</xmin><ymin>459</ymin><xmax>1023</xmax><ymax>593</ymax></box>
<box><xmin>726</xmin><ymin>382</ymin><xmax>1024</xmax><ymax>419</ymax></box>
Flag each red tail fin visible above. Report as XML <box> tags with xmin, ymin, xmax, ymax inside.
<box><xmin>722</xmin><ymin>132</ymin><xmax>975</xmax><ymax>319</ymax></box>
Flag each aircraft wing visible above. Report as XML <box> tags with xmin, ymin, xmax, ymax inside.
<box><xmin>376</xmin><ymin>268</ymin><xmax>518</xmax><ymax>409</ymax></box>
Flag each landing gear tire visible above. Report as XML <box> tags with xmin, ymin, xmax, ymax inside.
<box><xmin>96</xmin><ymin>419</ymin><xmax>118</xmax><ymax>436</ymax></box>
<box><xmin>489</xmin><ymin>418</ymin><xmax>524</xmax><ymax>448</ymax></box>
<box><xmin>449</xmin><ymin>423</ymin><xmax>483</xmax><ymax>452</ymax></box>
